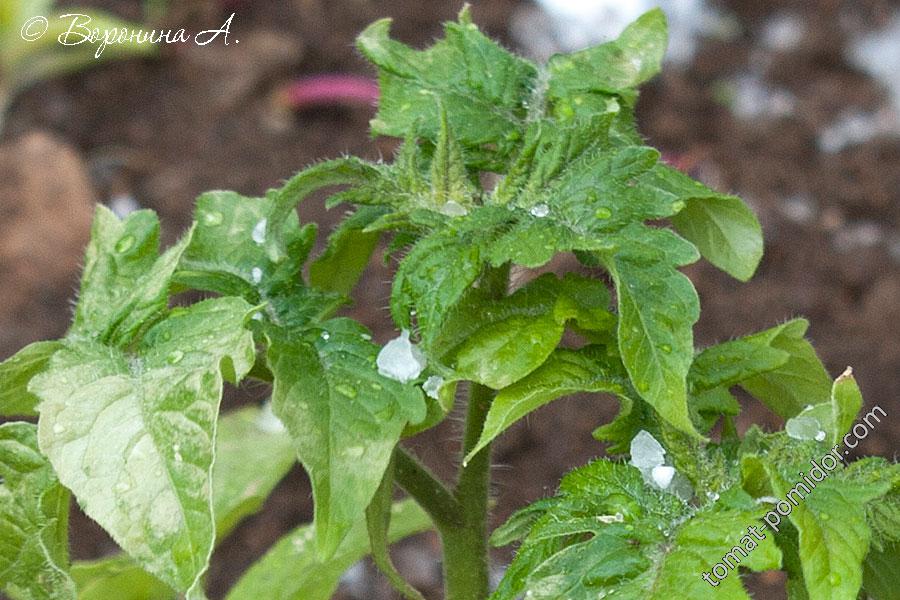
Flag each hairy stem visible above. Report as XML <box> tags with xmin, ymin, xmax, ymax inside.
<box><xmin>393</xmin><ymin>446</ymin><xmax>463</xmax><ymax>529</ymax></box>
<box><xmin>442</xmin><ymin>263</ymin><xmax>509</xmax><ymax>600</ymax></box>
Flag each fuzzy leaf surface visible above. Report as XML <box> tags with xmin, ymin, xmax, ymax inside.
<box><xmin>466</xmin><ymin>346</ymin><xmax>630</xmax><ymax>462</ymax></box>
<box><xmin>71</xmin><ymin>207</ymin><xmax>191</xmax><ymax>346</ymax></box>
<box><xmin>0</xmin><ymin>422</ymin><xmax>76</xmax><ymax>600</ymax></box>
<box><xmin>357</xmin><ymin>8</ymin><xmax>537</xmax><ymax>154</ymax></box>
<box><xmin>31</xmin><ymin>297</ymin><xmax>256</xmax><ymax>594</ymax></box>
<box><xmin>494</xmin><ymin>460</ymin><xmax>780</xmax><ymax>600</ymax></box>
<box><xmin>268</xmin><ymin>319</ymin><xmax>426</xmax><ymax>557</ymax></box>
<box><xmin>0</xmin><ymin>341</ymin><xmax>62</xmax><ymax>417</ymax></box>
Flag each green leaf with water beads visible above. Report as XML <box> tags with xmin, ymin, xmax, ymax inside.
<box><xmin>0</xmin><ymin>422</ymin><xmax>76</xmax><ymax>600</ymax></box>
<box><xmin>268</xmin><ymin>318</ymin><xmax>426</xmax><ymax>558</ymax></box>
<box><xmin>31</xmin><ymin>297</ymin><xmax>256</xmax><ymax>595</ymax></box>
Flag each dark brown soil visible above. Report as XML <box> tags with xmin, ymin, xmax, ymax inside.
<box><xmin>1</xmin><ymin>1</ymin><xmax>897</xmax><ymax>599</ymax></box>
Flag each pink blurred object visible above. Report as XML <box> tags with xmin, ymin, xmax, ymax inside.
<box><xmin>278</xmin><ymin>75</ymin><xmax>380</xmax><ymax>110</ymax></box>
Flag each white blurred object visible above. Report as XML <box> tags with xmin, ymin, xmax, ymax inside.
<box><xmin>730</xmin><ymin>73</ymin><xmax>796</xmax><ymax>120</ymax></box>
<box><xmin>818</xmin><ymin>109</ymin><xmax>899</xmax><ymax>153</ymax></box>
<box><xmin>376</xmin><ymin>330</ymin><xmax>427</xmax><ymax>383</ymax></box>
<box><xmin>761</xmin><ymin>13</ymin><xmax>805</xmax><ymax>51</ymax></box>
<box><xmin>847</xmin><ymin>12</ymin><xmax>900</xmax><ymax>114</ymax></box>
<box><xmin>109</xmin><ymin>193</ymin><xmax>140</xmax><ymax>218</ymax></box>
<box><xmin>514</xmin><ymin>0</ymin><xmax>739</xmax><ymax>64</ymax></box>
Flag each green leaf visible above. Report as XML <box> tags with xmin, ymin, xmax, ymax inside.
<box><xmin>68</xmin><ymin>405</ymin><xmax>296</xmax><ymax>600</ymax></box>
<box><xmin>269</xmin><ymin>157</ymin><xmax>381</xmax><ymax>260</ymax></box>
<box><xmin>226</xmin><ymin>499</ymin><xmax>432</xmax><ymax>600</ymax></box>
<box><xmin>31</xmin><ymin>297</ymin><xmax>256</xmax><ymax>594</ymax></box>
<box><xmin>365</xmin><ymin>458</ymin><xmax>425</xmax><ymax>600</ymax></box>
<box><xmin>829</xmin><ymin>367</ymin><xmax>863</xmax><ymax>444</ymax></box>
<box><xmin>437</xmin><ymin>273</ymin><xmax>614</xmax><ymax>389</ymax></box>
<box><xmin>390</xmin><ymin>229</ymin><xmax>484</xmax><ymax>341</ymax></box>
<box><xmin>754</xmin><ymin>459</ymin><xmax>888</xmax><ymax>600</ymax></box>
<box><xmin>466</xmin><ymin>346</ymin><xmax>630</xmax><ymax>464</ymax></box>
<box><xmin>671</xmin><ymin>192</ymin><xmax>763</xmax><ymax>281</ymax></box>
<box><xmin>309</xmin><ymin>206</ymin><xmax>387</xmax><ymax>296</ymax></box>
<box><xmin>0</xmin><ymin>341</ymin><xmax>62</xmax><ymax>417</ymax></box>
<box><xmin>212</xmin><ymin>405</ymin><xmax>297</xmax><ymax>540</ymax></box>
<box><xmin>689</xmin><ymin>323</ymin><xmax>794</xmax><ymax>394</ymax></box>
<box><xmin>494</xmin><ymin>460</ymin><xmax>780</xmax><ymax>600</ymax></box>
<box><xmin>452</xmin><ymin>313</ymin><xmax>562</xmax><ymax>389</ymax></box>
<box><xmin>71</xmin><ymin>207</ymin><xmax>191</xmax><ymax>346</ymax></box>
<box><xmin>267</xmin><ymin>319</ymin><xmax>426</xmax><ymax>557</ymax></box>
<box><xmin>356</xmin><ymin>7</ymin><xmax>537</xmax><ymax>154</ymax></box>
<box><xmin>739</xmin><ymin>320</ymin><xmax>832</xmax><ymax>418</ymax></box>
<box><xmin>177</xmin><ymin>189</ymin><xmax>342</xmax><ymax>331</ymax></box>
<box><xmin>70</xmin><ymin>555</ymin><xmax>172</xmax><ymax>600</ymax></box>
<box><xmin>863</xmin><ymin>542</ymin><xmax>900</xmax><ymax>600</ymax></box>
<box><xmin>0</xmin><ymin>422</ymin><xmax>76</xmax><ymax>600</ymax></box>
<box><xmin>546</xmin><ymin>9</ymin><xmax>668</xmax><ymax>103</ymax></box>
<box><xmin>600</xmin><ymin>225</ymin><xmax>701</xmax><ymax>438</ymax></box>
<box><xmin>178</xmin><ymin>190</ymin><xmax>314</xmax><ymax>296</ymax></box>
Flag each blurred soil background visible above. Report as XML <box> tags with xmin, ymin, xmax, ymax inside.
<box><xmin>1</xmin><ymin>0</ymin><xmax>898</xmax><ymax>598</ymax></box>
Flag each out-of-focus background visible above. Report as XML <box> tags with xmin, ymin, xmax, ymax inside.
<box><xmin>0</xmin><ymin>0</ymin><xmax>897</xmax><ymax>598</ymax></box>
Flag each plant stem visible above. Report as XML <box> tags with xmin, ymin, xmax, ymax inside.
<box><xmin>442</xmin><ymin>381</ymin><xmax>495</xmax><ymax>600</ymax></box>
<box><xmin>442</xmin><ymin>263</ymin><xmax>509</xmax><ymax>600</ymax></box>
<box><xmin>394</xmin><ymin>446</ymin><xmax>463</xmax><ymax>529</ymax></box>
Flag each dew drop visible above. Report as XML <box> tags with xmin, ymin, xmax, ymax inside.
<box><xmin>423</xmin><ymin>375</ymin><xmax>444</xmax><ymax>400</ymax></box>
<box><xmin>370</xmin><ymin>382</ymin><xmax>382</xmax><ymax>391</ymax></box>
<box><xmin>166</xmin><ymin>350</ymin><xmax>184</xmax><ymax>365</ymax></box>
<box><xmin>252</xmin><ymin>218</ymin><xmax>267</xmax><ymax>244</ymax></box>
<box><xmin>671</xmin><ymin>200</ymin><xmax>687</xmax><ymax>213</ymax></box>
<box><xmin>660</xmin><ymin>344</ymin><xmax>672</xmax><ymax>354</ymax></box>
<box><xmin>376</xmin><ymin>330</ymin><xmax>427</xmax><ymax>383</ymax></box>
<box><xmin>115</xmin><ymin>235</ymin><xmax>135</xmax><ymax>253</ymax></box>
<box><xmin>203</xmin><ymin>211</ymin><xmax>224</xmax><ymax>226</ymax></box>
<box><xmin>335</xmin><ymin>383</ymin><xmax>357</xmax><ymax>398</ymax></box>
<box><xmin>594</xmin><ymin>207</ymin><xmax>612</xmax><ymax>219</ymax></box>
<box><xmin>438</xmin><ymin>201</ymin><xmax>469</xmax><ymax>217</ymax></box>
<box><xmin>815</xmin><ymin>430</ymin><xmax>827</xmax><ymax>442</ymax></box>
<box><xmin>251</xmin><ymin>312</ymin><xmax>264</xmax><ymax>322</ymax></box>
<box><xmin>828</xmin><ymin>573</ymin><xmax>841</xmax><ymax>586</ymax></box>
<box><xmin>530</xmin><ymin>203</ymin><xmax>550</xmax><ymax>218</ymax></box>
<box><xmin>251</xmin><ymin>267</ymin><xmax>263</xmax><ymax>284</ymax></box>
<box><xmin>706</xmin><ymin>491</ymin><xmax>720</xmax><ymax>502</ymax></box>
<box><xmin>321</xmin><ymin>331</ymin><xmax>330</xmax><ymax>341</ymax></box>
<box><xmin>360</xmin><ymin>333</ymin><xmax>372</xmax><ymax>341</ymax></box>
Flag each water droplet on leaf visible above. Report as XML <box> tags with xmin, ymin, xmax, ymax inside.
<box><xmin>203</xmin><ymin>211</ymin><xmax>224</xmax><ymax>226</ymax></box>
<box><xmin>530</xmin><ymin>203</ymin><xmax>550</xmax><ymax>218</ymax></box>
<box><xmin>345</xmin><ymin>446</ymin><xmax>364</xmax><ymax>458</ymax></box>
<box><xmin>251</xmin><ymin>267</ymin><xmax>263</xmax><ymax>284</ymax></box>
<box><xmin>252</xmin><ymin>218</ymin><xmax>267</xmax><ymax>244</ymax></box>
<box><xmin>671</xmin><ymin>200</ymin><xmax>687</xmax><ymax>212</ymax></box>
<box><xmin>438</xmin><ymin>201</ymin><xmax>469</xmax><ymax>217</ymax></box>
<box><xmin>335</xmin><ymin>383</ymin><xmax>357</xmax><ymax>398</ymax></box>
<box><xmin>115</xmin><ymin>235</ymin><xmax>135</xmax><ymax>253</ymax></box>
<box><xmin>595</xmin><ymin>207</ymin><xmax>612</xmax><ymax>219</ymax></box>
<box><xmin>423</xmin><ymin>375</ymin><xmax>444</xmax><ymax>400</ymax></box>
<box><xmin>166</xmin><ymin>350</ymin><xmax>184</xmax><ymax>365</ymax></box>
<box><xmin>376</xmin><ymin>329</ymin><xmax>427</xmax><ymax>383</ymax></box>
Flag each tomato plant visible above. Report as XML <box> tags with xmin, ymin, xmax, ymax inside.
<box><xmin>1</xmin><ymin>8</ymin><xmax>896</xmax><ymax>600</ymax></box>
